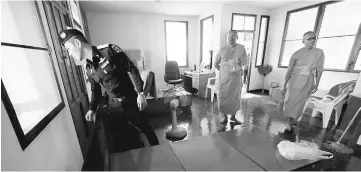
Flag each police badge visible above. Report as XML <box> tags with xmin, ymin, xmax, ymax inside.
<box><xmin>60</xmin><ymin>32</ymin><xmax>66</xmax><ymax>39</ymax></box>
<box><xmin>111</xmin><ymin>45</ymin><xmax>122</xmax><ymax>53</ymax></box>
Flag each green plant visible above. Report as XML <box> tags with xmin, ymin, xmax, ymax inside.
<box><xmin>258</xmin><ymin>64</ymin><xmax>273</xmax><ymax>93</ymax></box>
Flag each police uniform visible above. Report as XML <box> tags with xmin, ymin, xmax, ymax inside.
<box><xmin>59</xmin><ymin>29</ymin><xmax>159</xmax><ymax>146</ymax></box>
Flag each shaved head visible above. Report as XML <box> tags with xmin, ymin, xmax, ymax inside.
<box><xmin>302</xmin><ymin>31</ymin><xmax>316</xmax><ymax>48</ymax></box>
<box><xmin>228</xmin><ymin>30</ymin><xmax>237</xmax><ymax>36</ymax></box>
<box><xmin>303</xmin><ymin>31</ymin><xmax>315</xmax><ymax>38</ymax></box>
<box><xmin>227</xmin><ymin>30</ymin><xmax>238</xmax><ymax>46</ymax></box>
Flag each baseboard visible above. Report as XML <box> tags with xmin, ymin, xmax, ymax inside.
<box><xmin>248</xmin><ymin>89</ymin><xmax>270</xmax><ymax>94</ymax></box>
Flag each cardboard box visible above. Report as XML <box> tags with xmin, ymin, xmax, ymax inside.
<box><xmin>271</xmin><ymin>88</ymin><xmax>285</xmax><ymax>102</ymax></box>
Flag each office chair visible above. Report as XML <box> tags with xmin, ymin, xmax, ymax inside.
<box><xmin>164</xmin><ymin>61</ymin><xmax>183</xmax><ymax>87</ymax></box>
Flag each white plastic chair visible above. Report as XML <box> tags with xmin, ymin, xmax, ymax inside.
<box><xmin>205</xmin><ymin>70</ymin><xmax>218</xmax><ymax>102</ymax></box>
<box><xmin>303</xmin><ymin>89</ymin><xmax>351</xmax><ymax>128</ymax></box>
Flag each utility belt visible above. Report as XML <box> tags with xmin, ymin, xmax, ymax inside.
<box><xmin>105</xmin><ymin>86</ymin><xmax>137</xmax><ymax>104</ymax></box>
<box><xmin>111</xmin><ymin>96</ymin><xmax>126</xmax><ymax>102</ymax></box>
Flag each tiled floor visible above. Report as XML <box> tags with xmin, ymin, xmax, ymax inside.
<box><xmin>84</xmin><ymin>90</ymin><xmax>361</xmax><ymax>171</ymax></box>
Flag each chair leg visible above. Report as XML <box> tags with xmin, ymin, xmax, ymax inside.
<box><xmin>311</xmin><ymin>109</ymin><xmax>319</xmax><ymax>117</ymax></box>
<box><xmin>303</xmin><ymin>101</ymin><xmax>309</xmax><ymax>115</ymax></box>
<box><xmin>211</xmin><ymin>89</ymin><xmax>215</xmax><ymax>102</ymax></box>
<box><xmin>322</xmin><ymin>108</ymin><xmax>333</xmax><ymax>128</ymax></box>
<box><xmin>205</xmin><ymin>88</ymin><xmax>208</xmax><ymax>99</ymax></box>
<box><xmin>334</xmin><ymin>104</ymin><xmax>342</xmax><ymax>126</ymax></box>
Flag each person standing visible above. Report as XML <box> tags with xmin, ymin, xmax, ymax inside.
<box><xmin>214</xmin><ymin>30</ymin><xmax>249</xmax><ymax>124</ymax></box>
<box><xmin>282</xmin><ymin>31</ymin><xmax>325</xmax><ymax>131</ymax></box>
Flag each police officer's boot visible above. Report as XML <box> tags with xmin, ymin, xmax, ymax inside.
<box><xmin>140</xmin><ymin>124</ymin><xmax>159</xmax><ymax>146</ymax></box>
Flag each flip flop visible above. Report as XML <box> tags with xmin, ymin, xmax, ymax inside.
<box><xmin>220</xmin><ymin>118</ymin><xmax>228</xmax><ymax>124</ymax></box>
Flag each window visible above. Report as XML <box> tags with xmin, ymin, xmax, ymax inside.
<box><xmin>279</xmin><ymin>6</ymin><xmax>318</xmax><ymax>67</ymax></box>
<box><xmin>355</xmin><ymin>50</ymin><xmax>361</xmax><ymax>70</ymax></box>
<box><xmin>165</xmin><ymin>21</ymin><xmax>188</xmax><ymax>67</ymax></box>
<box><xmin>69</xmin><ymin>0</ymin><xmax>82</xmax><ymax>30</ymax></box>
<box><xmin>279</xmin><ymin>1</ymin><xmax>361</xmax><ymax>72</ymax></box>
<box><xmin>1</xmin><ymin>1</ymin><xmax>64</xmax><ymax>150</ymax></box>
<box><xmin>255</xmin><ymin>16</ymin><xmax>270</xmax><ymax>67</ymax></box>
<box><xmin>351</xmin><ymin>27</ymin><xmax>361</xmax><ymax>71</ymax></box>
<box><xmin>200</xmin><ymin>15</ymin><xmax>214</xmax><ymax>67</ymax></box>
<box><xmin>231</xmin><ymin>13</ymin><xmax>256</xmax><ymax>61</ymax></box>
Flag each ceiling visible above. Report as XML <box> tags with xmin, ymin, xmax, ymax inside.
<box><xmin>80</xmin><ymin>1</ymin><xmax>300</xmax><ymax>16</ymax></box>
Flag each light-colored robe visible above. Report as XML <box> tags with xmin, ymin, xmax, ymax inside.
<box><xmin>216</xmin><ymin>44</ymin><xmax>248</xmax><ymax>115</ymax></box>
<box><xmin>284</xmin><ymin>47</ymin><xmax>325</xmax><ymax>119</ymax></box>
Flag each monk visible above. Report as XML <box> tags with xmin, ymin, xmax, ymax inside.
<box><xmin>214</xmin><ymin>30</ymin><xmax>249</xmax><ymax>124</ymax></box>
<box><xmin>282</xmin><ymin>31</ymin><xmax>325</xmax><ymax>131</ymax></box>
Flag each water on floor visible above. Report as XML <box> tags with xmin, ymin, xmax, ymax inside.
<box><xmin>86</xmin><ymin>90</ymin><xmax>361</xmax><ymax>171</ymax></box>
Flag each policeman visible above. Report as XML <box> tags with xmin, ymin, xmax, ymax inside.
<box><xmin>59</xmin><ymin>28</ymin><xmax>159</xmax><ymax>146</ymax></box>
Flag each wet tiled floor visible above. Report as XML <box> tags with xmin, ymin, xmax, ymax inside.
<box><xmin>84</xmin><ymin>90</ymin><xmax>361</xmax><ymax>171</ymax></box>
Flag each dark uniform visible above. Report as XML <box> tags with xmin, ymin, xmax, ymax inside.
<box><xmin>59</xmin><ymin>29</ymin><xmax>159</xmax><ymax>146</ymax></box>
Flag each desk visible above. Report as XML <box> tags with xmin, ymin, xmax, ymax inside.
<box><xmin>182</xmin><ymin>71</ymin><xmax>215</xmax><ymax>98</ymax></box>
<box><xmin>110</xmin><ymin>126</ymin><xmax>322</xmax><ymax>171</ymax></box>
<box><xmin>110</xmin><ymin>144</ymin><xmax>184</xmax><ymax>171</ymax></box>
<box><xmin>218</xmin><ymin>126</ymin><xmax>319</xmax><ymax>171</ymax></box>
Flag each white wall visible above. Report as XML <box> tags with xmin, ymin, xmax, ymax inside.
<box><xmin>219</xmin><ymin>3</ymin><xmax>271</xmax><ymax>90</ymax></box>
<box><xmin>1</xmin><ymin>1</ymin><xmax>83</xmax><ymax>170</ymax></box>
<box><xmin>86</xmin><ymin>12</ymin><xmax>199</xmax><ymax>89</ymax></box>
<box><xmin>1</xmin><ymin>104</ymin><xmax>83</xmax><ymax>171</ymax></box>
<box><xmin>265</xmin><ymin>1</ymin><xmax>359</xmax><ymax>92</ymax></box>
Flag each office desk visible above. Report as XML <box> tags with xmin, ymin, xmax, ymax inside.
<box><xmin>110</xmin><ymin>126</ymin><xmax>322</xmax><ymax>171</ymax></box>
<box><xmin>182</xmin><ymin>71</ymin><xmax>215</xmax><ymax>98</ymax></box>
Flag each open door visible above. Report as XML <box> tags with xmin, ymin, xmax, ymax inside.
<box><xmin>39</xmin><ymin>0</ymin><xmax>93</xmax><ymax>159</ymax></box>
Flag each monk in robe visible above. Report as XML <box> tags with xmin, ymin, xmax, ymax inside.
<box><xmin>282</xmin><ymin>31</ymin><xmax>325</xmax><ymax>131</ymax></box>
<box><xmin>214</xmin><ymin>30</ymin><xmax>249</xmax><ymax>124</ymax></box>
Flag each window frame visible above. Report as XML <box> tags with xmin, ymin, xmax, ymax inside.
<box><xmin>255</xmin><ymin>15</ymin><xmax>270</xmax><ymax>67</ymax></box>
<box><xmin>231</xmin><ymin>13</ymin><xmax>257</xmax><ymax>61</ymax></box>
<box><xmin>231</xmin><ymin>13</ymin><xmax>257</xmax><ymax>32</ymax></box>
<box><xmin>69</xmin><ymin>0</ymin><xmax>82</xmax><ymax>30</ymax></box>
<box><xmin>1</xmin><ymin>44</ymin><xmax>64</xmax><ymax>150</ymax></box>
<box><xmin>0</xmin><ymin>1</ymin><xmax>65</xmax><ymax>151</ymax></box>
<box><xmin>200</xmin><ymin>15</ymin><xmax>214</xmax><ymax>63</ymax></box>
<box><xmin>164</xmin><ymin>20</ymin><xmax>189</xmax><ymax>67</ymax></box>
<box><xmin>278</xmin><ymin>1</ymin><xmax>360</xmax><ymax>73</ymax></box>
<box><xmin>231</xmin><ymin>13</ymin><xmax>257</xmax><ymax>93</ymax></box>
<box><xmin>347</xmin><ymin>23</ymin><xmax>361</xmax><ymax>72</ymax></box>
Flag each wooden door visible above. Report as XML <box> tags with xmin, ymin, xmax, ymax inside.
<box><xmin>42</xmin><ymin>0</ymin><xmax>93</xmax><ymax>159</ymax></box>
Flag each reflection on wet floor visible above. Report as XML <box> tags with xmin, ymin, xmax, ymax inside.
<box><xmin>90</xmin><ymin>90</ymin><xmax>361</xmax><ymax>171</ymax></box>
<box><xmin>146</xmin><ymin>92</ymin><xmax>361</xmax><ymax>171</ymax></box>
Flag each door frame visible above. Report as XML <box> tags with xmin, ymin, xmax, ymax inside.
<box><xmin>35</xmin><ymin>0</ymin><xmax>94</xmax><ymax>160</ymax></box>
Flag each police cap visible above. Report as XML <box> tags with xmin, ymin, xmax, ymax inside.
<box><xmin>59</xmin><ymin>29</ymin><xmax>85</xmax><ymax>45</ymax></box>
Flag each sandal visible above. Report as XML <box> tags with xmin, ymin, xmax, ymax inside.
<box><xmin>220</xmin><ymin>118</ymin><xmax>228</xmax><ymax>124</ymax></box>
<box><xmin>285</xmin><ymin>126</ymin><xmax>293</xmax><ymax>132</ymax></box>
<box><xmin>290</xmin><ymin>119</ymin><xmax>297</xmax><ymax>126</ymax></box>
<box><xmin>220</xmin><ymin>115</ymin><xmax>228</xmax><ymax>124</ymax></box>
<box><xmin>230</xmin><ymin>116</ymin><xmax>242</xmax><ymax>124</ymax></box>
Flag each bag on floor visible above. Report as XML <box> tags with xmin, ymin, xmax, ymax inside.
<box><xmin>277</xmin><ymin>140</ymin><xmax>333</xmax><ymax>160</ymax></box>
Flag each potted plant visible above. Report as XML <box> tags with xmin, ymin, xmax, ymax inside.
<box><xmin>257</xmin><ymin>64</ymin><xmax>273</xmax><ymax>94</ymax></box>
